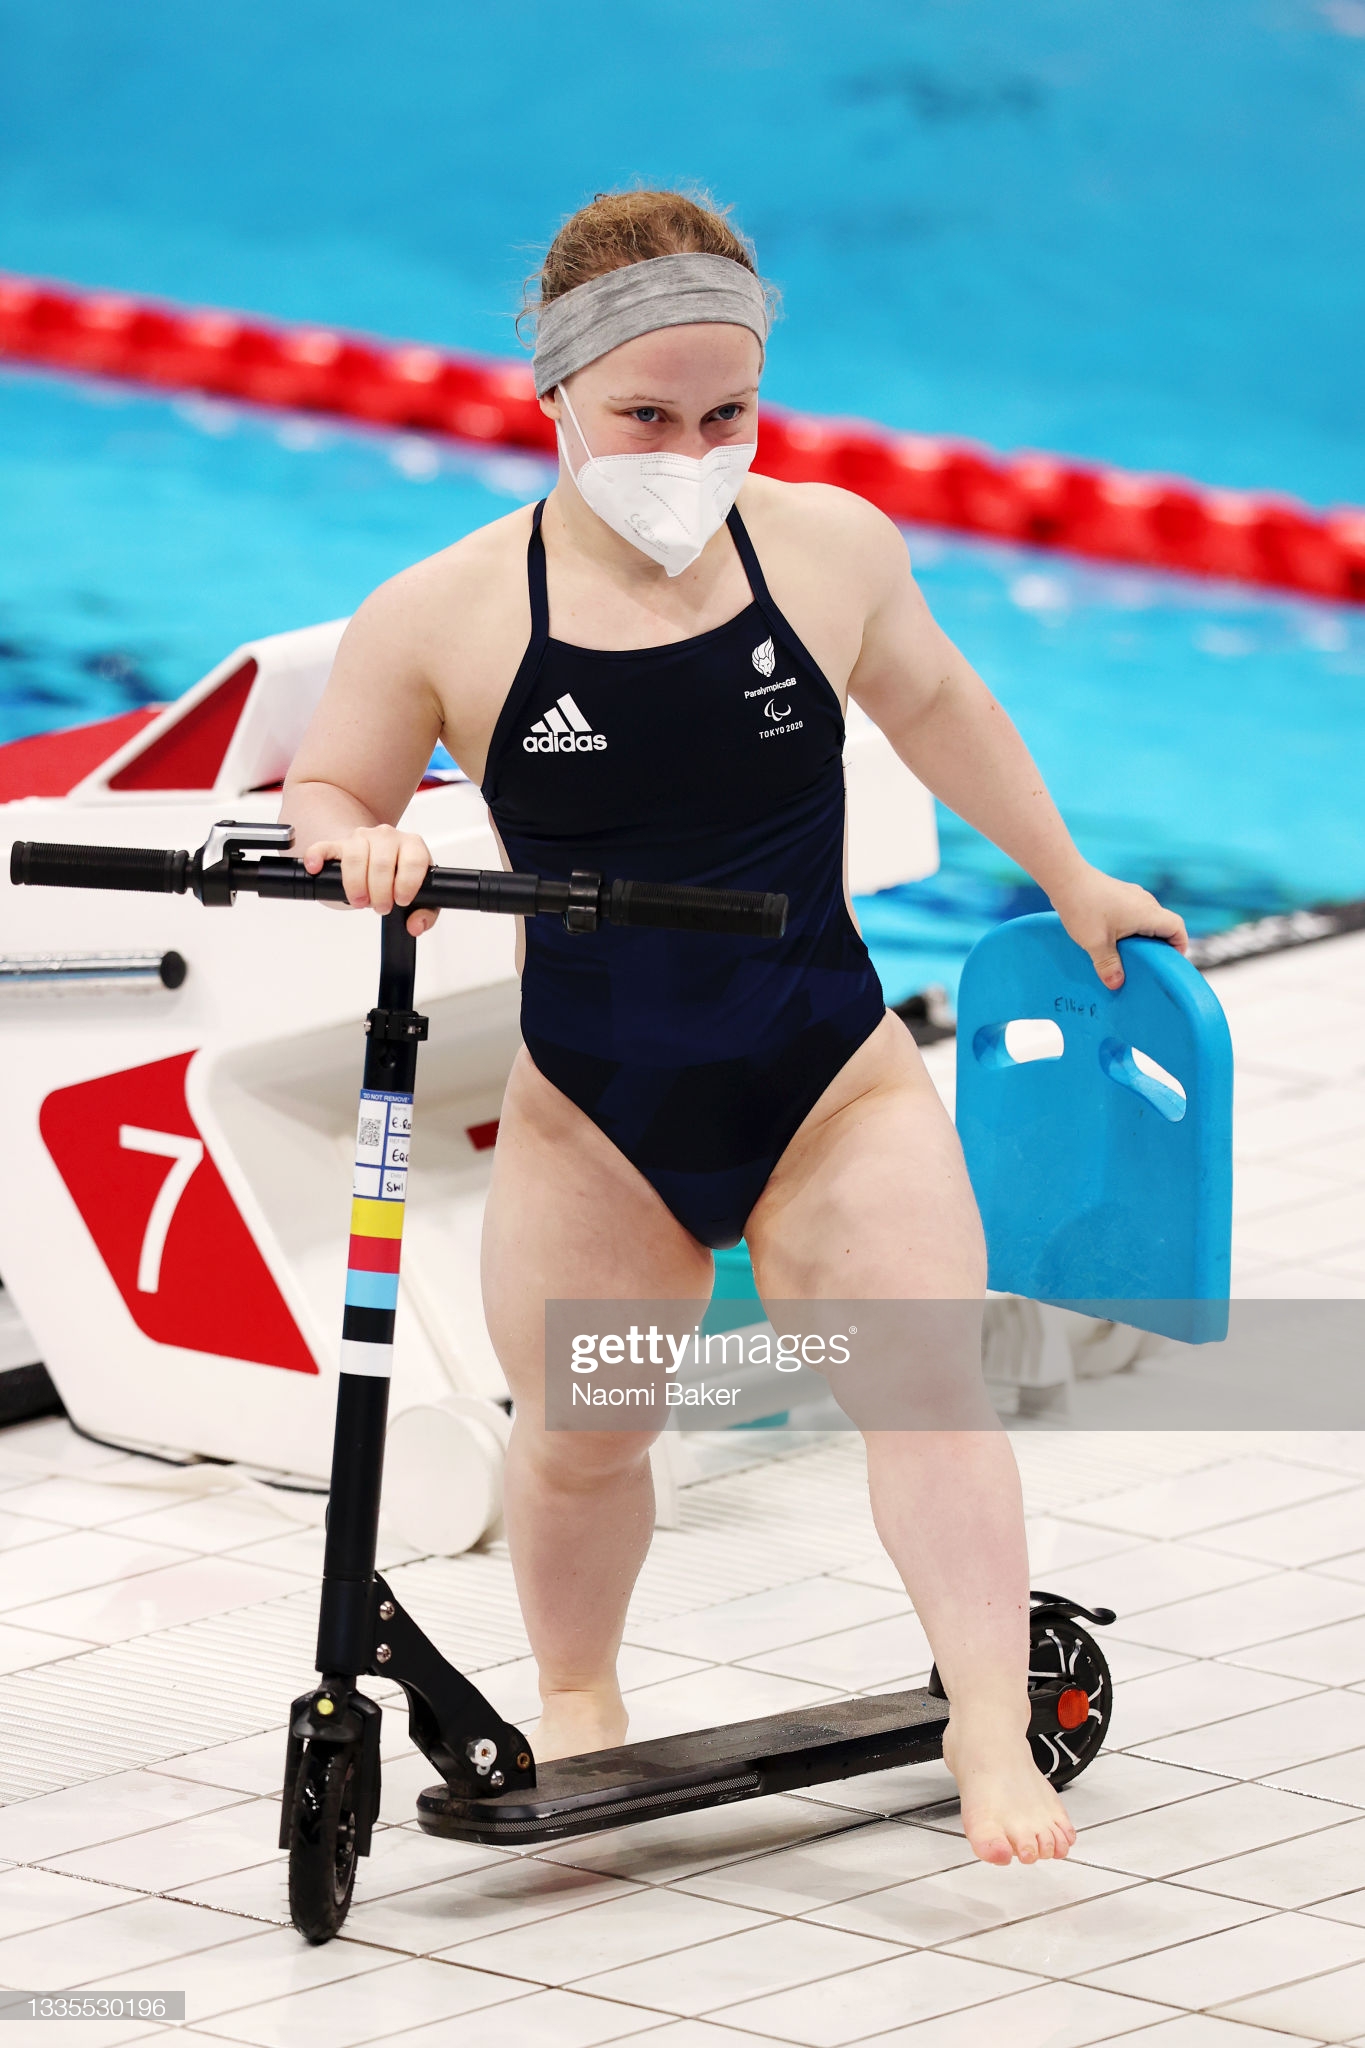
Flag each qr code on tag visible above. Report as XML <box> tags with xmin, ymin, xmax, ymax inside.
<box><xmin>358</xmin><ymin>1116</ymin><xmax>384</xmax><ymax>1151</ymax></box>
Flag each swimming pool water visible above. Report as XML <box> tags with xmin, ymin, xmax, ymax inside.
<box><xmin>3</xmin><ymin>3</ymin><xmax>1363</xmax><ymax>999</ymax></box>
<box><xmin>3</xmin><ymin>0</ymin><xmax>1364</xmax><ymax>502</ymax></box>
<box><xmin>4</xmin><ymin>366</ymin><xmax>1360</xmax><ymax>1006</ymax></box>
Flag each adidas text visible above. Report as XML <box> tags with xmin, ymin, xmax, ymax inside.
<box><xmin>523</xmin><ymin>691</ymin><xmax>607</xmax><ymax>753</ymax></box>
<box><xmin>523</xmin><ymin>731</ymin><xmax>608</xmax><ymax>752</ymax></box>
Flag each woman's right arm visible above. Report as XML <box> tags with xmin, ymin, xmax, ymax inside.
<box><xmin>279</xmin><ymin>577</ymin><xmax>446</xmax><ymax>937</ymax></box>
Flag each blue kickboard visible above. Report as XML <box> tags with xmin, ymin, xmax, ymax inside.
<box><xmin>955</xmin><ymin>913</ymin><xmax>1233</xmax><ymax>1342</ymax></box>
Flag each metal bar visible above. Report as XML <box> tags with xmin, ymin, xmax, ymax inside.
<box><xmin>0</xmin><ymin>950</ymin><xmax>186</xmax><ymax>989</ymax></box>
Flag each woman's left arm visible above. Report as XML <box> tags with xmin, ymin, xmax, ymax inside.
<box><xmin>843</xmin><ymin>499</ymin><xmax>1188</xmax><ymax>991</ymax></box>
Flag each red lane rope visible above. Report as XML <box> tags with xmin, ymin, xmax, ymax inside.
<box><xmin>3</xmin><ymin>271</ymin><xmax>1363</xmax><ymax>604</ymax></box>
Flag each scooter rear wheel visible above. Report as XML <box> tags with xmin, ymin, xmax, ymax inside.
<box><xmin>1027</xmin><ymin>1610</ymin><xmax>1112</xmax><ymax>1787</ymax></box>
<box><xmin>288</xmin><ymin>1741</ymin><xmax>361</xmax><ymax>1943</ymax></box>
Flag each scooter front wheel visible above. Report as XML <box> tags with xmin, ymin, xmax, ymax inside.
<box><xmin>287</xmin><ymin>1741</ymin><xmax>362</xmax><ymax>1943</ymax></box>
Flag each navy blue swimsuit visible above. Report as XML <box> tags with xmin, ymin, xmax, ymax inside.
<box><xmin>480</xmin><ymin>498</ymin><xmax>887</xmax><ymax>1249</ymax></box>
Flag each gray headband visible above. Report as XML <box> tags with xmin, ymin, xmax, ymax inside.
<box><xmin>531</xmin><ymin>251</ymin><xmax>769</xmax><ymax>397</ymax></box>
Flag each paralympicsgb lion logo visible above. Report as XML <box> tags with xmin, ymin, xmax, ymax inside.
<box><xmin>751</xmin><ymin>637</ymin><xmax>776</xmax><ymax>677</ymax></box>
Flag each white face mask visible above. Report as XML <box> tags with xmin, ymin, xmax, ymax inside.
<box><xmin>556</xmin><ymin>380</ymin><xmax>757</xmax><ymax>578</ymax></box>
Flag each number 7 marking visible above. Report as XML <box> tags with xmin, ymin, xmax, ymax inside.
<box><xmin>118</xmin><ymin>1125</ymin><xmax>206</xmax><ymax>1293</ymax></box>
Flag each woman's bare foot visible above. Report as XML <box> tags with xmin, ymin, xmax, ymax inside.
<box><xmin>941</xmin><ymin>1701</ymin><xmax>1077</xmax><ymax>1866</ymax></box>
<box><xmin>532</xmin><ymin>1684</ymin><xmax>629</xmax><ymax>1762</ymax></box>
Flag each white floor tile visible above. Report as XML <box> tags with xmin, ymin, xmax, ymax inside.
<box><xmin>1115</xmin><ymin>2020</ymin><xmax>1320</xmax><ymax>2046</ymax></box>
<box><xmin>1190</xmin><ymin>1487</ymin><xmax>1365</xmax><ymax>1567</ymax></box>
<box><xmin>0</xmin><ymin>1617</ymin><xmax>97</xmax><ymax>1671</ymax></box>
<box><xmin>0</xmin><ymin>1864</ymin><xmax>145</xmax><ymax>1938</ymax></box>
<box><xmin>1231</xmin><ymin>1260</ymin><xmax>1365</xmax><ymax>1297</ymax></box>
<box><xmin>1229</xmin><ymin>1612</ymin><xmax>1365</xmax><ymax>1686</ymax></box>
<box><xmin>1266</xmin><ymin>1749</ymin><xmax>1365</xmax><ymax>1805</ymax></box>
<box><xmin>42</xmin><ymin>1798</ymin><xmax>285</xmax><ymax>1892</ymax></box>
<box><xmin>0</xmin><ymin>1894</ymin><xmax>262</xmax><ymax>1990</ymax></box>
<box><xmin>1105</xmin><ymin>1660</ymin><xmax>1317</xmax><ymax>1749</ymax></box>
<box><xmin>159</xmin><ymin>1827</ymin><xmax>445</xmax><ymax>1932</ymax></box>
<box><xmin>790</xmin><ymin>1978</ymin><xmax>1178</xmax><ymax>2047</ymax></box>
<box><xmin>735</xmin><ymin>1611</ymin><xmax>935</xmax><ymax>1689</ymax></box>
<box><xmin>186</xmin><ymin>1953</ymin><xmax>522</xmax><ymax>2047</ymax></box>
<box><xmin>1233</xmin><ymin>1160</ymin><xmax>1345</xmax><ymax>1219</ymax></box>
<box><xmin>542</xmin><ymin>1794</ymin><xmax>864</xmax><ymax>1884</ymax></box>
<box><xmin>0</xmin><ymin>2014</ymin><xmax>153</xmax><ymax>2048</ymax></box>
<box><xmin>1043</xmin><ymin>1543</ymin><xmax>1275</xmax><ymax>1621</ymax></box>
<box><xmin>346</xmin><ymin>1824</ymin><xmax>512</xmax><ymax>1903</ymax></box>
<box><xmin>1235</xmin><ymin>1188</ymin><xmax>1365</xmax><ymax>1264</ymax></box>
<box><xmin>671</xmin><ymin>1817</ymin><xmax>973</xmax><ymax>1913</ymax></box>
<box><xmin>1064</xmin><ymin>1460</ymin><xmax>1349</xmax><ymax>1541</ymax></box>
<box><xmin>793</xmin><ymin>1758</ymin><xmax>962</xmax><ymax>1821</ymax></box>
<box><xmin>166</xmin><ymin>1860</ymin><xmax>294</xmax><ymax>1927</ymax></box>
<box><xmin>1234</xmin><ymin>1089</ymin><xmax>1365</xmax><ymax>1163</ymax></box>
<box><xmin>0</xmin><ymin>1527</ymin><xmax>196</xmax><ymax>1611</ymax></box>
<box><xmin>1106</xmin><ymin>1570</ymin><xmax>1365</xmax><ymax>1657</ymax></box>
<box><xmin>1226</xmin><ymin>992</ymin><xmax>1365</xmax><ymax>1048</ymax></box>
<box><xmin>221</xmin><ymin>1527</ymin><xmax>329</xmax><ymax>1577</ymax></box>
<box><xmin>343</xmin><ymin>1855</ymin><xmax>639</xmax><ymax>1956</ymax></box>
<box><xmin>1175</xmin><ymin>1813</ymin><xmax>1365</xmax><ymax>1909</ymax></box>
<box><xmin>592</xmin><ymin>1918</ymin><xmax>912</xmax><ymax>2021</ymax></box>
<box><xmin>373</xmin><ymin>1986</ymin><xmax>664</xmax><ymax>2047</ymax></box>
<box><xmin>614</xmin><ymin>1665</ymin><xmax>843</xmax><ymax>1746</ymax></box>
<box><xmin>4</xmin><ymin>1553</ymin><xmax>313</xmax><ymax>1644</ymax></box>
<box><xmin>1217</xmin><ymin>1956</ymin><xmax>1365</xmax><ymax>2040</ymax></box>
<box><xmin>940</xmin><ymin>1880</ymin><xmax>1265</xmax><ymax>1978</ymax></box>
<box><xmin>1068</xmin><ymin>1780</ymin><xmax>1365</xmax><ymax>1878</ymax></box>
<box><xmin>1283</xmin><ymin>1129</ymin><xmax>1365</xmax><ymax>1182</ymax></box>
<box><xmin>150</xmin><ymin>1728</ymin><xmax>296</xmax><ymax>1799</ymax></box>
<box><xmin>105</xmin><ymin>1494</ymin><xmax>295</xmax><ymax>1554</ymax></box>
<box><xmin>0</xmin><ymin>1505</ymin><xmax>80</xmax><ymax>1550</ymax></box>
<box><xmin>1307</xmin><ymin>1890</ymin><xmax>1365</xmax><ymax>1930</ymax></box>
<box><xmin>701</xmin><ymin>1948</ymin><xmax>1044</xmax><ymax>2045</ymax></box>
<box><xmin>0</xmin><ymin>1416</ymin><xmax>140</xmax><ymax>1472</ymax></box>
<box><xmin>1025</xmin><ymin>1518</ymin><xmax>1153</xmax><ymax>1573</ymax></box>
<box><xmin>1079</xmin><ymin>1910</ymin><xmax>1365</xmax><ymax>2008</ymax></box>
<box><xmin>1025</xmin><ymin>1753</ymin><xmax>1234</xmax><ymax>1832</ymax></box>
<box><xmin>1134</xmin><ymin>1688</ymin><xmax>1365</xmax><ymax>1778</ymax></box>
<box><xmin>1096</xmin><ymin>1639</ymin><xmax>1200</xmax><ymax>1685</ymax></box>
<box><xmin>433</xmin><ymin>1884</ymin><xmax>775</xmax><ymax>1985</ymax></box>
<box><xmin>622</xmin><ymin>1576</ymin><xmax>911</xmax><ymax>1661</ymax></box>
<box><xmin>0</xmin><ymin>1472</ymin><xmax>191</xmax><ymax>1529</ymax></box>
<box><xmin>809</xmin><ymin>1854</ymin><xmax>1135</xmax><ymax>1947</ymax></box>
<box><xmin>485</xmin><ymin>1644</ymin><xmax>708</xmax><ymax>1732</ymax></box>
<box><xmin>81</xmin><ymin>1920</ymin><xmax>397</xmax><ymax>2021</ymax></box>
<box><xmin>0</xmin><ymin>1769</ymin><xmax>246</xmax><ymax>1863</ymax></box>
<box><xmin>827</xmin><ymin>1549</ymin><xmax>908</xmax><ymax>1592</ymax></box>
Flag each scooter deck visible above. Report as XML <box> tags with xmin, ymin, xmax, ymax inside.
<box><xmin>415</xmin><ymin>1684</ymin><xmax>952</xmax><ymax>1845</ymax></box>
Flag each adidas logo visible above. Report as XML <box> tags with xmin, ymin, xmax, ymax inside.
<box><xmin>522</xmin><ymin>692</ymin><xmax>607</xmax><ymax>754</ymax></box>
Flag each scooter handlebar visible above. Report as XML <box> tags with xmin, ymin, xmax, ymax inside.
<box><xmin>9</xmin><ymin>838</ymin><xmax>788</xmax><ymax>939</ymax></box>
<box><xmin>9</xmin><ymin>839</ymin><xmax>191</xmax><ymax>895</ymax></box>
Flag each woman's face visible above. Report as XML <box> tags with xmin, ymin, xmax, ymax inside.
<box><xmin>544</xmin><ymin>322</ymin><xmax>762</xmax><ymax>463</ymax></box>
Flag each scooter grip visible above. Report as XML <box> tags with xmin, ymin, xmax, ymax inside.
<box><xmin>607</xmin><ymin>879</ymin><xmax>788</xmax><ymax>938</ymax></box>
<box><xmin>9</xmin><ymin>840</ymin><xmax>190</xmax><ymax>894</ymax></box>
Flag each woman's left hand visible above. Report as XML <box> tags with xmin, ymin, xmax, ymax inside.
<box><xmin>1050</xmin><ymin>863</ymin><xmax>1189</xmax><ymax>990</ymax></box>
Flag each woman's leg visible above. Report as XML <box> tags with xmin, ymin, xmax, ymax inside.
<box><xmin>744</xmin><ymin>1011</ymin><xmax>1076</xmax><ymax>1867</ymax></box>
<box><xmin>481</xmin><ymin>1045</ymin><xmax>714</xmax><ymax>1761</ymax></box>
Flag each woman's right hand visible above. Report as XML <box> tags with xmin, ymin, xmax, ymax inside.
<box><xmin>301</xmin><ymin>824</ymin><xmax>438</xmax><ymax>937</ymax></box>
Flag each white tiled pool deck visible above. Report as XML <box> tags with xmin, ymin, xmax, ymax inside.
<box><xmin>0</xmin><ymin>934</ymin><xmax>1364</xmax><ymax>2047</ymax></box>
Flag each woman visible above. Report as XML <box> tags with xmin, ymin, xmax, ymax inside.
<box><xmin>281</xmin><ymin>188</ymin><xmax>1187</xmax><ymax>1868</ymax></box>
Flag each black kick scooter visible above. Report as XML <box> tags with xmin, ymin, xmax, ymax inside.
<box><xmin>12</xmin><ymin>822</ymin><xmax>1116</xmax><ymax>1944</ymax></box>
